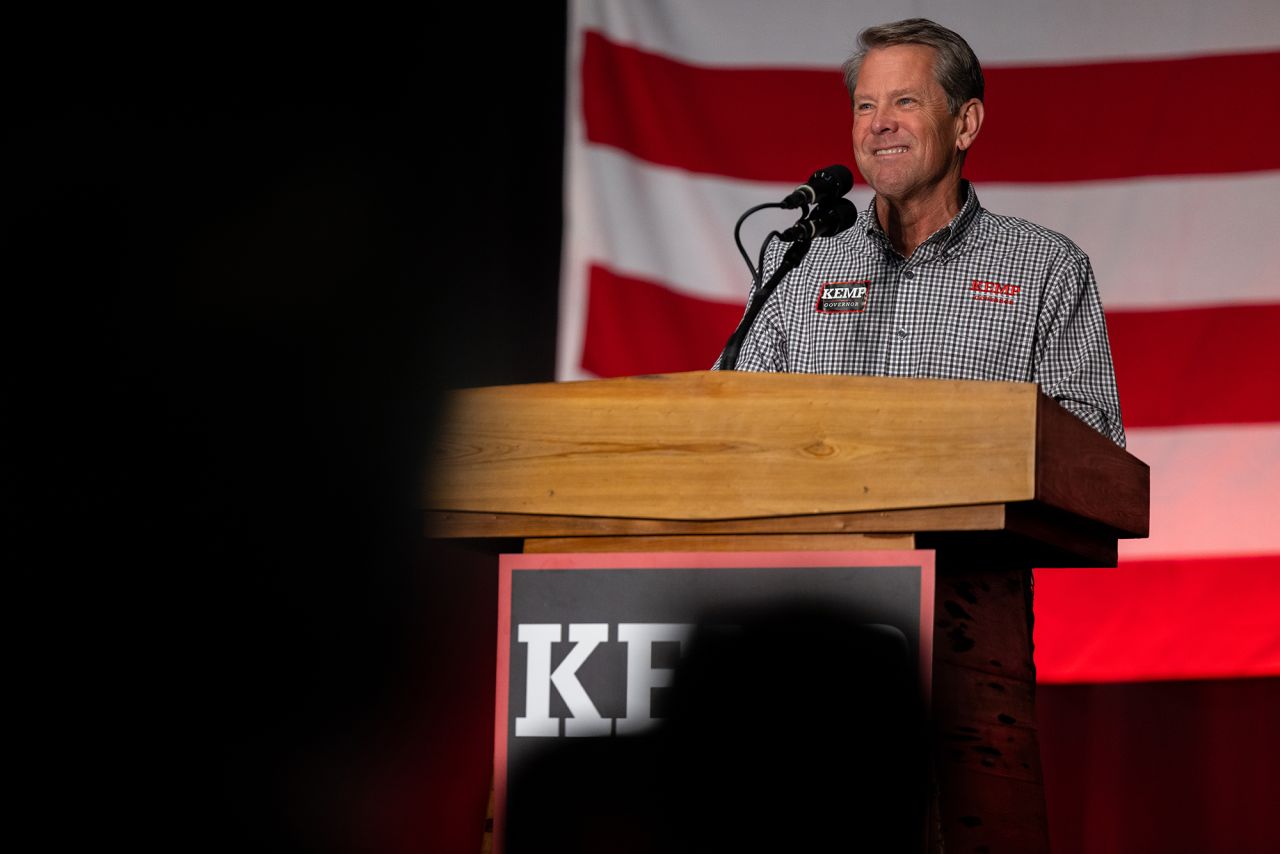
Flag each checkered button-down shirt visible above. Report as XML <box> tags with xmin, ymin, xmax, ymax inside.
<box><xmin>722</xmin><ymin>182</ymin><xmax>1126</xmax><ymax>447</ymax></box>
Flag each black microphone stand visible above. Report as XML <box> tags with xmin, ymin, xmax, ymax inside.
<box><xmin>718</xmin><ymin>236</ymin><xmax>814</xmax><ymax>371</ymax></box>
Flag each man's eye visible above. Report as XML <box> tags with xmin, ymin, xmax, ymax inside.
<box><xmin>855</xmin><ymin>102</ymin><xmax>873</xmax><ymax>111</ymax></box>
<box><xmin>897</xmin><ymin>97</ymin><xmax>914</xmax><ymax>106</ymax></box>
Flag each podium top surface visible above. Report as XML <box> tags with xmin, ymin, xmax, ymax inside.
<box><xmin>423</xmin><ymin>372</ymin><xmax>1148</xmax><ymax>540</ymax></box>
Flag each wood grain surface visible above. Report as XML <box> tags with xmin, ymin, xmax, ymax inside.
<box><xmin>521</xmin><ymin>533</ymin><xmax>914</xmax><ymax>553</ymax></box>
<box><xmin>426</xmin><ymin>504</ymin><xmax>1009</xmax><ymax>539</ymax></box>
<box><xmin>929</xmin><ymin>558</ymin><xmax>1049</xmax><ymax>852</ymax></box>
<box><xmin>426</xmin><ymin>371</ymin><xmax>1040</xmax><ymax>520</ymax></box>
<box><xmin>1036</xmin><ymin>394</ymin><xmax>1150</xmax><ymax>537</ymax></box>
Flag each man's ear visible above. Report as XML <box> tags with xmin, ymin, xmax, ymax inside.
<box><xmin>956</xmin><ymin>98</ymin><xmax>984</xmax><ymax>152</ymax></box>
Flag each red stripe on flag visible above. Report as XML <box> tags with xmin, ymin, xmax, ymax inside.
<box><xmin>1110</xmin><ymin>303</ymin><xmax>1280</xmax><ymax>427</ymax></box>
<box><xmin>581</xmin><ymin>265</ymin><xmax>1280</xmax><ymax>428</ymax></box>
<box><xmin>977</xmin><ymin>53</ymin><xmax>1280</xmax><ymax>182</ymax></box>
<box><xmin>582</xmin><ymin>31</ymin><xmax>1280</xmax><ymax>183</ymax></box>
<box><xmin>1033</xmin><ymin>554</ymin><xmax>1280</xmax><ymax>683</ymax></box>
<box><xmin>582</xmin><ymin>264</ymin><xmax>743</xmax><ymax>377</ymax></box>
<box><xmin>581</xmin><ymin>31</ymin><xmax>851</xmax><ymax>184</ymax></box>
<box><xmin>1038</xmin><ymin>678</ymin><xmax>1280</xmax><ymax>853</ymax></box>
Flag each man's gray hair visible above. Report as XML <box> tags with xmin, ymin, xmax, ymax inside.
<box><xmin>841</xmin><ymin>18</ymin><xmax>985</xmax><ymax>114</ymax></box>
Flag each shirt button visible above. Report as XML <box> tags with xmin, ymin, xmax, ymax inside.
<box><xmin>896</xmin><ymin>328</ymin><xmax>908</xmax><ymax>340</ymax></box>
<box><xmin>903</xmin><ymin>270</ymin><xmax>915</xmax><ymax>280</ymax></box>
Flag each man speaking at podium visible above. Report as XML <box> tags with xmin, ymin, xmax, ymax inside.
<box><xmin>722</xmin><ymin>18</ymin><xmax>1126</xmax><ymax>447</ymax></box>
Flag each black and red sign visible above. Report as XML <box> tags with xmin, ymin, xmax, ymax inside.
<box><xmin>493</xmin><ymin>550</ymin><xmax>934</xmax><ymax>852</ymax></box>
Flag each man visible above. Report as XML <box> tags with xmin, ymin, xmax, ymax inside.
<box><xmin>723</xmin><ymin>18</ymin><xmax>1125</xmax><ymax>447</ymax></box>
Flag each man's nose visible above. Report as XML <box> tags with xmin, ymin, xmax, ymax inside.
<box><xmin>871</xmin><ymin>109</ymin><xmax>897</xmax><ymax>134</ymax></box>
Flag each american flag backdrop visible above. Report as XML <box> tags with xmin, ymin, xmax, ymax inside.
<box><xmin>559</xmin><ymin>2</ymin><xmax>1280</xmax><ymax>848</ymax></box>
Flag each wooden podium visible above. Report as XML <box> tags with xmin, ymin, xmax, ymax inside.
<box><xmin>424</xmin><ymin>371</ymin><xmax>1149</xmax><ymax>852</ymax></box>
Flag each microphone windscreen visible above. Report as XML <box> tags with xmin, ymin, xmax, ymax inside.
<box><xmin>819</xmin><ymin>198</ymin><xmax>858</xmax><ymax>237</ymax></box>
<box><xmin>810</xmin><ymin>165</ymin><xmax>853</xmax><ymax>200</ymax></box>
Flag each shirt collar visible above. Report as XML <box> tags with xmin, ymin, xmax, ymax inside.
<box><xmin>859</xmin><ymin>180</ymin><xmax>981</xmax><ymax>255</ymax></box>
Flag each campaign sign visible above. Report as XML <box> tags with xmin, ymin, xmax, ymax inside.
<box><xmin>493</xmin><ymin>550</ymin><xmax>934</xmax><ymax>851</ymax></box>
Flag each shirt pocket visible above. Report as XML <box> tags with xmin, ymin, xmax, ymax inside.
<box><xmin>927</xmin><ymin>289</ymin><xmax>1035</xmax><ymax>382</ymax></box>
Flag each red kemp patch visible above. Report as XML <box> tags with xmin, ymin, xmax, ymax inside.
<box><xmin>970</xmin><ymin>278</ymin><xmax>1021</xmax><ymax>306</ymax></box>
<box><xmin>815</xmin><ymin>279</ymin><xmax>872</xmax><ymax>313</ymax></box>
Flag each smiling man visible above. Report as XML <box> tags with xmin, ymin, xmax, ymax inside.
<box><xmin>724</xmin><ymin>18</ymin><xmax>1125</xmax><ymax>446</ymax></box>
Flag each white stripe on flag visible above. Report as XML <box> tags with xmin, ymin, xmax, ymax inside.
<box><xmin>1120</xmin><ymin>423</ymin><xmax>1280</xmax><ymax>559</ymax></box>
<box><xmin>574</xmin><ymin>145</ymin><xmax>1280</xmax><ymax>311</ymax></box>
<box><xmin>574</xmin><ymin>0</ymin><xmax>1280</xmax><ymax>66</ymax></box>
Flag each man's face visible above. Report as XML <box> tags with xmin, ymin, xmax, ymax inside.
<box><xmin>851</xmin><ymin>45</ymin><xmax>966</xmax><ymax>203</ymax></box>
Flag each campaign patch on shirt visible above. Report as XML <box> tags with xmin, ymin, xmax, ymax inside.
<box><xmin>815</xmin><ymin>279</ymin><xmax>871</xmax><ymax>313</ymax></box>
<box><xmin>970</xmin><ymin>278</ymin><xmax>1021</xmax><ymax>306</ymax></box>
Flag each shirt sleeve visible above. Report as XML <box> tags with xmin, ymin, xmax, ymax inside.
<box><xmin>1033</xmin><ymin>252</ymin><xmax>1127</xmax><ymax>447</ymax></box>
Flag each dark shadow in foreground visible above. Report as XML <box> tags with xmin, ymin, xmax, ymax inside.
<box><xmin>505</xmin><ymin>602</ymin><xmax>929</xmax><ymax>853</ymax></box>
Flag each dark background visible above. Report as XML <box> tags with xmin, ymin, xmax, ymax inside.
<box><xmin>10</xmin><ymin>9</ymin><xmax>565</xmax><ymax>853</ymax></box>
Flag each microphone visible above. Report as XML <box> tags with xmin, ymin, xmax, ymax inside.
<box><xmin>780</xmin><ymin>198</ymin><xmax>858</xmax><ymax>242</ymax></box>
<box><xmin>779</xmin><ymin>164</ymin><xmax>853</xmax><ymax>209</ymax></box>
